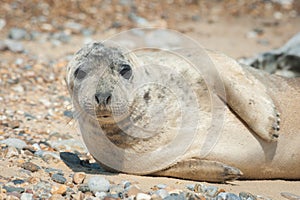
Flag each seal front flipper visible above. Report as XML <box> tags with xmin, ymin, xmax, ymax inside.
<box><xmin>208</xmin><ymin>51</ymin><xmax>280</xmax><ymax>142</ymax></box>
<box><xmin>152</xmin><ymin>159</ymin><xmax>243</xmax><ymax>183</ymax></box>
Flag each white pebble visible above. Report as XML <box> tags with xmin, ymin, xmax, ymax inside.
<box><xmin>136</xmin><ymin>193</ymin><xmax>151</xmax><ymax>200</ymax></box>
<box><xmin>88</xmin><ymin>176</ymin><xmax>110</xmax><ymax>193</ymax></box>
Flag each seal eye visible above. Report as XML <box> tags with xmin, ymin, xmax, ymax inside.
<box><xmin>74</xmin><ymin>68</ymin><xmax>87</xmax><ymax>80</ymax></box>
<box><xmin>119</xmin><ymin>64</ymin><xmax>132</xmax><ymax>79</ymax></box>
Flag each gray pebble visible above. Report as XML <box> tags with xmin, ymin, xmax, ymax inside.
<box><xmin>163</xmin><ymin>193</ymin><xmax>185</xmax><ymax>200</ymax></box>
<box><xmin>3</xmin><ymin>186</ymin><xmax>25</xmax><ymax>193</ymax></box>
<box><xmin>88</xmin><ymin>176</ymin><xmax>110</xmax><ymax>193</ymax></box>
<box><xmin>51</xmin><ymin>173</ymin><xmax>67</xmax><ymax>184</ymax></box>
<box><xmin>0</xmin><ymin>138</ymin><xmax>27</xmax><ymax>149</ymax></box>
<box><xmin>12</xmin><ymin>179</ymin><xmax>25</xmax><ymax>185</ymax></box>
<box><xmin>156</xmin><ymin>184</ymin><xmax>167</xmax><ymax>189</ymax></box>
<box><xmin>95</xmin><ymin>191</ymin><xmax>107</xmax><ymax>199</ymax></box>
<box><xmin>205</xmin><ymin>185</ymin><xmax>219</xmax><ymax>198</ymax></box>
<box><xmin>218</xmin><ymin>192</ymin><xmax>241</xmax><ymax>200</ymax></box>
<box><xmin>63</xmin><ymin>110</ymin><xmax>73</xmax><ymax>118</ymax></box>
<box><xmin>186</xmin><ymin>184</ymin><xmax>195</xmax><ymax>191</ymax></box>
<box><xmin>65</xmin><ymin>21</ymin><xmax>83</xmax><ymax>33</ymax></box>
<box><xmin>123</xmin><ymin>181</ymin><xmax>131</xmax><ymax>189</ymax></box>
<box><xmin>281</xmin><ymin>192</ymin><xmax>300</xmax><ymax>200</ymax></box>
<box><xmin>239</xmin><ymin>192</ymin><xmax>257</xmax><ymax>200</ymax></box>
<box><xmin>154</xmin><ymin>189</ymin><xmax>169</xmax><ymax>199</ymax></box>
<box><xmin>21</xmin><ymin>162</ymin><xmax>40</xmax><ymax>172</ymax></box>
<box><xmin>5</xmin><ymin>39</ymin><xmax>24</xmax><ymax>53</ymax></box>
<box><xmin>8</xmin><ymin>27</ymin><xmax>27</xmax><ymax>40</ymax></box>
<box><xmin>51</xmin><ymin>32</ymin><xmax>71</xmax><ymax>43</ymax></box>
<box><xmin>78</xmin><ymin>184</ymin><xmax>90</xmax><ymax>193</ymax></box>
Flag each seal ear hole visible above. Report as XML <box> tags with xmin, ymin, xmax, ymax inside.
<box><xmin>119</xmin><ymin>64</ymin><xmax>132</xmax><ymax>79</ymax></box>
<box><xmin>74</xmin><ymin>67</ymin><xmax>87</xmax><ymax>80</ymax></box>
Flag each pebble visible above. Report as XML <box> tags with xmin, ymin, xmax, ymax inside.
<box><xmin>154</xmin><ymin>189</ymin><xmax>169</xmax><ymax>199</ymax></box>
<box><xmin>20</xmin><ymin>193</ymin><xmax>33</xmax><ymax>200</ymax></box>
<box><xmin>12</xmin><ymin>179</ymin><xmax>25</xmax><ymax>185</ymax></box>
<box><xmin>95</xmin><ymin>191</ymin><xmax>108</xmax><ymax>199</ymax></box>
<box><xmin>88</xmin><ymin>176</ymin><xmax>110</xmax><ymax>193</ymax></box>
<box><xmin>218</xmin><ymin>192</ymin><xmax>241</xmax><ymax>200</ymax></box>
<box><xmin>65</xmin><ymin>21</ymin><xmax>83</xmax><ymax>34</ymax></box>
<box><xmin>49</xmin><ymin>194</ymin><xmax>65</xmax><ymax>200</ymax></box>
<box><xmin>0</xmin><ymin>18</ymin><xmax>6</xmax><ymax>30</ymax></box>
<box><xmin>281</xmin><ymin>192</ymin><xmax>300</xmax><ymax>200</ymax></box>
<box><xmin>73</xmin><ymin>172</ymin><xmax>86</xmax><ymax>184</ymax></box>
<box><xmin>8</xmin><ymin>28</ymin><xmax>27</xmax><ymax>40</ymax></box>
<box><xmin>51</xmin><ymin>173</ymin><xmax>67</xmax><ymax>184</ymax></box>
<box><xmin>126</xmin><ymin>185</ymin><xmax>143</xmax><ymax>197</ymax></box>
<box><xmin>204</xmin><ymin>185</ymin><xmax>219</xmax><ymax>197</ymax></box>
<box><xmin>50</xmin><ymin>139</ymin><xmax>87</xmax><ymax>152</ymax></box>
<box><xmin>50</xmin><ymin>184</ymin><xmax>67</xmax><ymax>195</ymax></box>
<box><xmin>239</xmin><ymin>192</ymin><xmax>257</xmax><ymax>200</ymax></box>
<box><xmin>21</xmin><ymin>162</ymin><xmax>40</xmax><ymax>172</ymax></box>
<box><xmin>136</xmin><ymin>193</ymin><xmax>151</xmax><ymax>200</ymax></box>
<box><xmin>4</xmin><ymin>39</ymin><xmax>25</xmax><ymax>53</ymax></box>
<box><xmin>63</xmin><ymin>110</ymin><xmax>73</xmax><ymax>118</ymax></box>
<box><xmin>0</xmin><ymin>138</ymin><xmax>27</xmax><ymax>149</ymax></box>
<box><xmin>4</xmin><ymin>146</ymin><xmax>19</xmax><ymax>158</ymax></box>
<box><xmin>3</xmin><ymin>186</ymin><xmax>25</xmax><ymax>193</ymax></box>
<box><xmin>78</xmin><ymin>184</ymin><xmax>90</xmax><ymax>193</ymax></box>
<box><xmin>156</xmin><ymin>184</ymin><xmax>167</xmax><ymax>189</ymax></box>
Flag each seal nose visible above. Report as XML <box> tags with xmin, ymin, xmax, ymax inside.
<box><xmin>95</xmin><ymin>92</ymin><xmax>112</xmax><ymax>106</ymax></box>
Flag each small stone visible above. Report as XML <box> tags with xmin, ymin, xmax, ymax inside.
<box><xmin>0</xmin><ymin>40</ymin><xmax>7</xmax><ymax>51</ymax></box>
<box><xmin>49</xmin><ymin>194</ymin><xmax>65</xmax><ymax>200</ymax></box>
<box><xmin>8</xmin><ymin>28</ymin><xmax>27</xmax><ymax>40</ymax></box>
<box><xmin>205</xmin><ymin>185</ymin><xmax>219</xmax><ymax>198</ymax></box>
<box><xmin>12</xmin><ymin>179</ymin><xmax>25</xmax><ymax>185</ymax></box>
<box><xmin>154</xmin><ymin>189</ymin><xmax>169</xmax><ymax>199</ymax></box>
<box><xmin>51</xmin><ymin>173</ymin><xmax>67</xmax><ymax>184</ymax></box>
<box><xmin>218</xmin><ymin>192</ymin><xmax>241</xmax><ymax>200</ymax></box>
<box><xmin>71</xmin><ymin>191</ymin><xmax>84</xmax><ymax>200</ymax></box>
<box><xmin>122</xmin><ymin>180</ymin><xmax>131</xmax><ymax>189</ymax></box>
<box><xmin>3</xmin><ymin>186</ymin><xmax>25</xmax><ymax>193</ymax></box>
<box><xmin>186</xmin><ymin>184</ymin><xmax>195</xmax><ymax>191</ymax></box>
<box><xmin>136</xmin><ymin>193</ymin><xmax>151</xmax><ymax>200</ymax></box>
<box><xmin>63</xmin><ymin>110</ymin><xmax>73</xmax><ymax>118</ymax></box>
<box><xmin>239</xmin><ymin>192</ymin><xmax>257</xmax><ymax>200</ymax></box>
<box><xmin>4</xmin><ymin>146</ymin><xmax>19</xmax><ymax>158</ymax></box>
<box><xmin>0</xmin><ymin>19</ymin><xmax>6</xmax><ymax>30</ymax></box>
<box><xmin>65</xmin><ymin>21</ymin><xmax>83</xmax><ymax>34</ymax></box>
<box><xmin>20</xmin><ymin>193</ymin><xmax>33</xmax><ymax>200</ymax></box>
<box><xmin>156</xmin><ymin>184</ymin><xmax>167</xmax><ymax>189</ymax></box>
<box><xmin>88</xmin><ymin>176</ymin><xmax>110</xmax><ymax>193</ymax></box>
<box><xmin>51</xmin><ymin>184</ymin><xmax>67</xmax><ymax>195</ymax></box>
<box><xmin>163</xmin><ymin>192</ymin><xmax>185</xmax><ymax>200</ymax></box>
<box><xmin>1</xmin><ymin>138</ymin><xmax>26</xmax><ymax>149</ymax></box>
<box><xmin>78</xmin><ymin>184</ymin><xmax>90</xmax><ymax>193</ymax></box>
<box><xmin>281</xmin><ymin>192</ymin><xmax>300</xmax><ymax>200</ymax></box>
<box><xmin>21</xmin><ymin>162</ymin><xmax>40</xmax><ymax>172</ymax></box>
<box><xmin>126</xmin><ymin>185</ymin><xmax>143</xmax><ymax>197</ymax></box>
<box><xmin>5</xmin><ymin>40</ymin><xmax>24</xmax><ymax>52</ymax></box>
<box><xmin>95</xmin><ymin>191</ymin><xmax>108</xmax><ymax>199</ymax></box>
<box><xmin>73</xmin><ymin>172</ymin><xmax>86</xmax><ymax>184</ymax></box>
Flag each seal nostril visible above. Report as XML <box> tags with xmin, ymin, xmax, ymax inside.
<box><xmin>106</xmin><ymin>95</ymin><xmax>111</xmax><ymax>105</ymax></box>
<box><xmin>95</xmin><ymin>95</ymin><xmax>100</xmax><ymax>104</ymax></box>
<box><xmin>95</xmin><ymin>92</ymin><xmax>112</xmax><ymax>105</ymax></box>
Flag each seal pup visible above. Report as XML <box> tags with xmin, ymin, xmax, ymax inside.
<box><xmin>66</xmin><ymin>42</ymin><xmax>300</xmax><ymax>182</ymax></box>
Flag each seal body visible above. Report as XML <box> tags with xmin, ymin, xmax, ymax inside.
<box><xmin>67</xmin><ymin>42</ymin><xmax>300</xmax><ymax>182</ymax></box>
